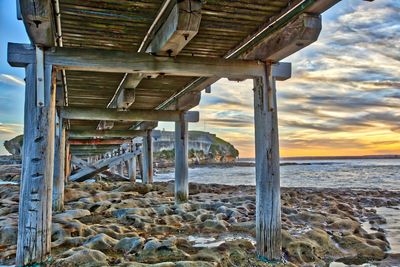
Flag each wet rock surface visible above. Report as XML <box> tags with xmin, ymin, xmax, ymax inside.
<box><xmin>0</xmin><ymin>179</ymin><xmax>399</xmax><ymax>266</ymax></box>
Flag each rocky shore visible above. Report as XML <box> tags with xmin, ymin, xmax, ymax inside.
<box><xmin>1</xmin><ymin>171</ymin><xmax>400</xmax><ymax>266</ymax></box>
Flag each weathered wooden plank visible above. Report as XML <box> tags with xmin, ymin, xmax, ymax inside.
<box><xmin>19</xmin><ymin>0</ymin><xmax>56</xmax><ymax>46</ymax></box>
<box><xmin>166</xmin><ymin>91</ymin><xmax>201</xmax><ymax>111</ymax></box>
<box><xmin>61</xmin><ymin>107</ymin><xmax>199</xmax><ymax>122</ymax></box>
<box><xmin>253</xmin><ymin>64</ymin><xmax>281</xmax><ymax>261</ymax></box>
<box><xmin>130</xmin><ymin>121</ymin><xmax>158</xmax><ymax>131</ymax></box>
<box><xmin>68</xmin><ymin>130</ymin><xmax>147</xmax><ymax>139</ymax></box>
<box><xmin>175</xmin><ymin>113</ymin><xmax>189</xmax><ymax>203</ymax></box>
<box><xmin>69</xmin><ymin>150</ymin><xmax>141</xmax><ymax>182</ymax></box>
<box><xmin>53</xmin><ymin>119</ymin><xmax>66</xmax><ymax>211</ymax></box>
<box><xmin>241</xmin><ymin>14</ymin><xmax>322</xmax><ymax>61</ymax></box>
<box><xmin>8</xmin><ymin>43</ymin><xmax>264</xmax><ymax>78</ymax></box>
<box><xmin>16</xmin><ymin>62</ymin><xmax>56</xmax><ymax>265</ymax></box>
<box><xmin>69</xmin><ymin>139</ymin><xmax>131</xmax><ymax>145</ymax></box>
<box><xmin>142</xmin><ymin>130</ymin><xmax>153</xmax><ymax>184</ymax></box>
<box><xmin>306</xmin><ymin>0</ymin><xmax>341</xmax><ymax>13</ymax></box>
<box><xmin>147</xmin><ymin>0</ymin><xmax>202</xmax><ymax>56</ymax></box>
<box><xmin>70</xmin><ymin>145</ymin><xmax>119</xmax><ymax>150</ymax></box>
<box><xmin>71</xmin><ymin>155</ymin><xmax>92</xmax><ymax>169</ymax></box>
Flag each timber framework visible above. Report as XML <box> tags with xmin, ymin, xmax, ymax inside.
<box><xmin>7</xmin><ymin>0</ymin><xmax>364</xmax><ymax>265</ymax></box>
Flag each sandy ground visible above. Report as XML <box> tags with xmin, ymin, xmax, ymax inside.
<box><xmin>1</xmin><ymin>175</ymin><xmax>400</xmax><ymax>266</ymax></box>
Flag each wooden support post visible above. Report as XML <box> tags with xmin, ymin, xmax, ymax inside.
<box><xmin>253</xmin><ymin>64</ymin><xmax>281</xmax><ymax>261</ymax></box>
<box><xmin>137</xmin><ymin>153</ymin><xmax>144</xmax><ymax>182</ymax></box>
<box><xmin>16</xmin><ymin>62</ymin><xmax>56</xmax><ymax>265</ymax></box>
<box><xmin>60</xmin><ymin>107</ymin><xmax>199</xmax><ymax>122</ymax></box>
<box><xmin>128</xmin><ymin>141</ymin><xmax>137</xmax><ymax>183</ymax></box>
<box><xmin>119</xmin><ymin>162</ymin><xmax>125</xmax><ymax>177</ymax></box>
<box><xmin>128</xmin><ymin>156</ymin><xmax>137</xmax><ymax>183</ymax></box>
<box><xmin>53</xmin><ymin>118</ymin><xmax>66</xmax><ymax>211</ymax></box>
<box><xmin>142</xmin><ymin>130</ymin><xmax>153</xmax><ymax>184</ymax></box>
<box><xmin>65</xmin><ymin>141</ymin><xmax>71</xmax><ymax>180</ymax></box>
<box><xmin>175</xmin><ymin>113</ymin><xmax>189</xmax><ymax>203</ymax></box>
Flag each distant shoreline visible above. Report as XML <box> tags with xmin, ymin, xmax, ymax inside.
<box><xmin>241</xmin><ymin>154</ymin><xmax>400</xmax><ymax>161</ymax></box>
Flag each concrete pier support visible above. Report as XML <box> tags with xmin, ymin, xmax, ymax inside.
<box><xmin>53</xmin><ymin>118</ymin><xmax>66</xmax><ymax>211</ymax></box>
<box><xmin>253</xmin><ymin>63</ymin><xmax>282</xmax><ymax>261</ymax></box>
<box><xmin>16</xmin><ymin>60</ymin><xmax>56</xmax><ymax>265</ymax></box>
<box><xmin>142</xmin><ymin>130</ymin><xmax>153</xmax><ymax>184</ymax></box>
<box><xmin>175</xmin><ymin>113</ymin><xmax>189</xmax><ymax>203</ymax></box>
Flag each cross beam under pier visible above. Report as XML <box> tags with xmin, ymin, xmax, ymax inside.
<box><xmin>61</xmin><ymin>107</ymin><xmax>199</xmax><ymax>122</ymax></box>
<box><xmin>8</xmin><ymin>43</ymin><xmax>264</xmax><ymax>79</ymax></box>
<box><xmin>68</xmin><ymin>130</ymin><xmax>147</xmax><ymax>139</ymax></box>
<box><xmin>68</xmin><ymin>139</ymin><xmax>132</xmax><ymax>145</ymax></box>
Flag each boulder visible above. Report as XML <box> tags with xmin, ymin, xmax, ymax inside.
<box><xmin>143</xmin><ymin>239</ymin><xmax>162</xmax><ymax>251</ymax></box>
<box><xmin>115</xmin><ymin>237</ymin><xmax>145</xmax><ymax>254</ymax></box>
<box><xmin>53</xmin><ymin>209</ymin><xmax>91</xmax><ymax>222</ymax></box>
<box><xmin>0</xmin><ymin>225</ymin><xmax>17</xmax><ymax>245</ymax></box>
<box><xmin>4</xmin><ymin>135</ymin><xmax>23</xmax><ymax>156</ymax></box>
<box><xmin>83</xmin><ymin>233</ymin><xmax>118</xmax><ymax>252</ymax></box>
<box><xmin>53</xmin><ymin>248</ymin><xmax>108</xmax><ymax>267</ymax></box>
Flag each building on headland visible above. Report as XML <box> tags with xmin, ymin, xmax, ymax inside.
<box><xmin>152</xmin><ymin>130</ymin><xmax>239</xmax><ymax>164</ymax></box>
<box><xmin>153</xmin><ymin>130</ymin><xmax>213</xmax><ymax>153</ymax></box>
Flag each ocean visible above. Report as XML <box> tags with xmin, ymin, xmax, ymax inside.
<box><xmin>154</xmin><ymin>158</ymin><xmax>400</xmax><ymax>190</ymax></box>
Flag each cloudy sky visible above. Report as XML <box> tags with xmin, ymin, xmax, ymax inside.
<box><xmin>0</xmin><ymin>0</ymin><xmax>399</xmax><ymax>157</ymax></box>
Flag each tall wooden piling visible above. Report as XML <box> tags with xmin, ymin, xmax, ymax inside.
<box><xmin>128</xmin><ymin>157</ymin><xmax>136</xmax><ymax>182</ymax></box>
<box><xmin>53</xmin><ymin>119</ymin><xmax>66</xmax><ymax>211</ymax></box>
<box><xmin>142</xmin><ymin>130</ymin><xmax>153</xmax><ymax>184</ymax></box>
<box><xmin>65</xmin><ymin>141</ymin><xmax>71</xmax><ymax>180</ymax></box>
<box><xmin>175</xmin><ymin>113</ymin><xmax>189</xmax><ymax>203</ymax></box>
<box><xmin>16</xmin><ymin>62</ymin><xmax>56</xmax><ymax>265</ymax></box>
<box><xmin>253</xmin><ymin>64</ymin><xmax>282</xmax><ymax>261</ymax></box>
<box><xmin>128</xmin><ymin>142</ymin><xmax>137</xmax><ymax>182</ymax></box>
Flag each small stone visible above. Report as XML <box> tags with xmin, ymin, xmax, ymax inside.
<box><xmin>143</xmin><ymin>238</ymin><xmax>162</xmax><ymax>250</ymax></box>
<box><xmin>53</xmin><ymin>209</ymin><xmax>91</xmax><ymax>221</ymax></box>
<box><xmin>115</xmin><ymin>237</ymin><xmax>144</xmax><ymax>254</ymax></box>
<box><xmin>83</xmin><ymin>233</ymin><xmax>118</xmax><ymax>252</ymax></box>
<box><xmin>201</xmin><ymin>219</ymin><xmax>228</xmax><ymax>232</ymax></box>
<box><xmin>0</xmin><ymin>225</ymin><xmax>17</xmax><ymax>245</ymax></box>
<box><xmin>54</xmin><ymin>248</ymin><xmax>108</xmax><ymax>267</ymax></box>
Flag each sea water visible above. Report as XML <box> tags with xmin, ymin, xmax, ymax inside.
<box><xmin>154</xmin><ymin>158</ymin><xmax>400</xmax><ymax>190</ymax></box>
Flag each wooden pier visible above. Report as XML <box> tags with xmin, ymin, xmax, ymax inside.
<box><xmin>9</xmin><ymin>0</ymin><xmax>340</xmax><ymax>265</ymax></box>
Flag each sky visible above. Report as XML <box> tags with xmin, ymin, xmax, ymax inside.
<box><xmin>0</xmin><ymin>0</ymin><xmax>399</xmax><ymax>157</ymax></box>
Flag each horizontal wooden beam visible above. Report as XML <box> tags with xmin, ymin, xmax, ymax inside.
<box><xmin>111</xmin><ymin>73</ymin><xmax>144</xmax><ymax>110</ymax></box>
<box><xmin>166</xmin><ymin>91</ymin><xmax>202</xmax><ymax>111</ymax></box>
<box><xmin>241</xmin><ymin>13</ymin><xmax>322</xmax><ymax>61</ymax></box>
<box><xmin>68</xmin><ymin>139</ymin><xmax>131</xmax><ymax>145</ymax></box>
<box><xmin>68</xmin><ymin>130</ymin><xmax>147</xmax><ymax>139</ymax></box>
<box><xmin>130</xmin><ymin>121</ymin><xmax>159</xmax><ymax>131</ymax></box>
<box><xmin>19</xmin><ymin>0</ymin><xmax>56</xmax><ymax>47</ymax></box>
<box><xmin>8</xmin><ymin>43</ymin><xmax>264</xmax><ymax>78</ymax></box>
<box><xmin>147</xmin><ymin>0</ymin><xmax>202</xmax><ymax>56</ymax></box>
<box><xmin>61</xmin><ymin>107</ymin><xmax>199</xmax><ymax>122</ymax></box>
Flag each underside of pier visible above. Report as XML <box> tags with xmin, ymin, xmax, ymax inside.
<box><xmin>9</xmin><ymin>0</ymin><xmax>342</xmax><ymax>265</ymax></box>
